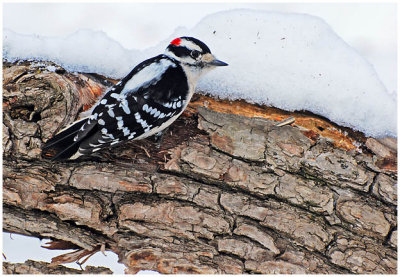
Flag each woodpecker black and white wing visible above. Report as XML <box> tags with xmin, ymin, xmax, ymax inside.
<box><xmin>43</xmin><ymin>55</ymin><xmax>190</xmax><ymax>160</ymax></box>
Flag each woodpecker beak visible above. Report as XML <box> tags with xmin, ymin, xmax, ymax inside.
<box><xmin>201</xmin><ymin>53</ymin><xmax>228</xmax><ymax>67</ymax></box>
<box><xmin>209</xmin><ymin>59</ymin><xmax>228</xmax><ymax>66</ymax></box>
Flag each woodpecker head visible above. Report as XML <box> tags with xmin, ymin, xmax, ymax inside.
<box><xmin>165</xmin><ymin>37</ymin><xmax>228</xmax><ymax>79</ymax></box>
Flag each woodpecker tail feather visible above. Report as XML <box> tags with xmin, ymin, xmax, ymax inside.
<box><xmin>42</xmin><ymin>118</ymin><xmax>87</xmax><ymax>160</ymax></box>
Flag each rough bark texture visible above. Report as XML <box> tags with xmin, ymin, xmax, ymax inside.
<box><xmin>3</xmin><ymin>60</ymin><xmax>397</xmax><ymax>274</ymax></box>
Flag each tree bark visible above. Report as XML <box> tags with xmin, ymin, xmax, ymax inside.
<box><xmin>3</xmin><ymin>60</ymin><xmax>397</xmax><ymax>274</ymax></box>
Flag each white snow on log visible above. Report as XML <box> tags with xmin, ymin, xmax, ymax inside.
<box><xmin>3</xmin><ymin>10</ymin><xmax>396</xmax><ymax>137</ymax></box>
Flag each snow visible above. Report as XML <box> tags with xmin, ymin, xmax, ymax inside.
<box><xmin>3</xmin><ymin>29</ymin><xmax>136</xmax><ymax>78</ymax></box>
<box><xmin>3</xmin><ymin>9</ymin><xmax>396</xmax><ymax>137</ymax></box>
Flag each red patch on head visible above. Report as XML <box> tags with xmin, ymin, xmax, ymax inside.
<box><xmin>170</xmin><ymin>38</ymin><xmax>181</xmax><ymax>46</ymax></box>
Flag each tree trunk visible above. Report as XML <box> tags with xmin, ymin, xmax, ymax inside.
<box><xmin>3</xmin><ymin>60</ymin><xmax>397</xmax><ymax>274</ymax></box>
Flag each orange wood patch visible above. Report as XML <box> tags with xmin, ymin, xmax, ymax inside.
<box><xmin>188</xmin><ymin>95</ymin><xmax>358</xmax><ymax>151</ymax></box>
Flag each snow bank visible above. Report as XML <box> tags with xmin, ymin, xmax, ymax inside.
<box><xmin>3</xmin><ymin>29</ymin><xmax>138</xmax><ymax>77</ymax></box>
<box><xmin>3</xmin><ymin>9</ymin><xmax>396</xmax><ymax>137</ymax></box>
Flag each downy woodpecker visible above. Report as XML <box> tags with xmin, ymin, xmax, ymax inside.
<box><xmin>42</xmin><ymin>37</ymin><xmax>228</xmax><ymax>160</ymax></box>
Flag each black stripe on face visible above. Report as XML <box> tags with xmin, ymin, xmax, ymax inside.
<box><xmin>167</xmin><ymin>45</ymin><xmax>192</xmax><ymax>58</ymax></box>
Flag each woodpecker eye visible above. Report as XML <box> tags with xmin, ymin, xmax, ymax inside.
<box><xmin>190</xmin><ymin>50</ymin><xmax>201</xmax><ymax>59</ymax></box>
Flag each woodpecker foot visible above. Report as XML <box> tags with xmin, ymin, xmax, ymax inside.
<box><xmin>151</xmin><ymin>130</ymin><xmax>167</xmax><ymax>149</ymax></box>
